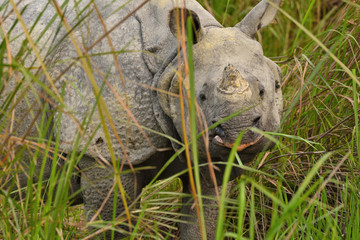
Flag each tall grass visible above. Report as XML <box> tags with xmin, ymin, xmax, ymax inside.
<box><xmin>1</xmin><ymin>0</ymin><xmax>359</xmax><ymax>239</ymax></box>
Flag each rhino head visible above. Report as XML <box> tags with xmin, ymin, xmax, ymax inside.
<box><xmin>154</xmin><ymin>0</ymin><xmax>282</xmax><ymax>168</ymax></box>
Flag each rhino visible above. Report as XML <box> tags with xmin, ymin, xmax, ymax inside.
<box><xmin>1</xmin><ymin>0</ymin><xmax>282</xmax><ymax>239</ymax></box>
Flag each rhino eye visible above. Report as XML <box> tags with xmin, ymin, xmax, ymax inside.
<box><xmin>199</xmin><ymin>93</ymin><xmax>207</xmax><ymax>101</ymax></box>
<box><xmin>275</xmin><ymin>80</ymin><xmax>281</xmax><ymax>91</ymax></box>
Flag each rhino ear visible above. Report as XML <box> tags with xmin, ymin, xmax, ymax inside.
<box><xmin>168</xmin><ymin>8</ymin><xmax>203</xmax><ymax>44</ymax></box>
<box><xmin>236</xmin><ymin>0</ymin><xmax>281</xmax><ymax>39</ymax></box>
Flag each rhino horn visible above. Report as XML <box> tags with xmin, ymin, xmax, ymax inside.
<box><xmin>217</xmin><ymin>64</ymin><xmax>249</xmax><ymax>94</ymax></box>
<box><xmin>236</xmin><ymin>0</ymin><xmax>281</xmax><ymax>39</ymax></box>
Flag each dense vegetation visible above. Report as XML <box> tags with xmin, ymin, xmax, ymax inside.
<box><xmin>1</xmin><ymin>0</ymin><xmax>359</xmax><ymax>239</ymax></box>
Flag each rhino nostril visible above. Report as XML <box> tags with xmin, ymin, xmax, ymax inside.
<box><xmin>214</xmin><ymin>125</ymin><xmax>225</xmax><ymax>138</ymax></box>
<box><xmin>253</xmin><ymin>117</ymin><xmax>261</xmax><ymax>126</ymax></box>
<box><xmin>259</xmin><ymin>89</ymin><xmax>265</xmax><ymax>98</ymax></box>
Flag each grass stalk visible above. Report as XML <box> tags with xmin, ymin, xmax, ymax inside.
<box><xmin>186</xmin><ymin>16</ymin><xmax>207</xmax><ymax>240</ymax></box>
<box><xmin>215</xmin><ymin>131</ymin><xmax>245</xmax><ymax>239</ymax></box>
<box><xmin>352</xmin><ymin>69</ymin><xmax>360</xmax><ymax>163</ymax></box>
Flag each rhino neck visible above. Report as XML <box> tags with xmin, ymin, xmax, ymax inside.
<box><xmin>151</xmin><ymin>46</ymin><xmax>181</xmax><ymax>147</ymax></box>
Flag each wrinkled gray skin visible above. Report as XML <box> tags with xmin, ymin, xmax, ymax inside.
<box><xmin>1</xmin><ymin>0</ymin><xmax>282</xmax><ymax>239</ymax></box>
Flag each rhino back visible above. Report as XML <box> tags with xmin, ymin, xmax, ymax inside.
<box><xmin>50</xmin><ymin>0</ymin><xmax>221</xmax><ymax>165</ymax></box>
<box><xmin>0</xmin><ymin>0</ymin><xmax>220</xmax><ymax>165</ymax></box>
<box><xmin>52</xmin><ymin>0</ymin><xmax>167</xmax><ymax>165</ymax></box>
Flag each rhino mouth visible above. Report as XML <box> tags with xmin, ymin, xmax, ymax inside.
<box><xmin>211</xmin><ymin>116</ymin><xmax>263</xmax><ymax>152</ymax></box>
<box><xmin>214</xmin><ymin>134</ymin><xmax>263</xmax><ymax>152</ymax></box>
